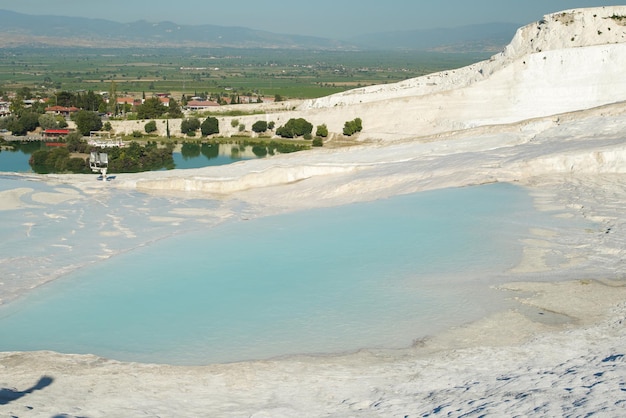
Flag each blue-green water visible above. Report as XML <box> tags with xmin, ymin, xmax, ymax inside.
<box><xmin>0</xmin><ymin>143</ymin><xmax>41</xmax><ymax>172</ymax></box>
<box><xmin>0</xmin><ymin>142</ymin><xmax>257</xmax><ymax>172</ymax></box>
<box><xmin>0</xmin><ymin>183</ymin><xmax>552</xmax><ymax>365</ymax></box>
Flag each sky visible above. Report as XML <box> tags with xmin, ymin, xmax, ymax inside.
<box><xmin>0</xmin><ymin>0</ymin><xmax>616</xmax><ymax>38</ymax></box>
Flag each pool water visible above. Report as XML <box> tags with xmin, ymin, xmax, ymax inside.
<box><xmin>0</xmin><ymin>183</ymin><xmax>563</xmax><ymax>365</ymax></box>
<box><xmin>0</xmin><ymin>142</ymin><xmax>259</xmax><ymax>173</ymax></box>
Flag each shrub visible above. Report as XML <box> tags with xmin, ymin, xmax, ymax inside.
<box><xmin>144</xmin><ymin>120</ymin><xmax>157</xmax><ymax>133</ymax></box>
<box><xmin>312</xmin><ymin>137</ymin><xmax>323</xmax><ymax>147</ymax></box>
<box><xmin>238</xmin><ymin>123</ymin><xmax>246</xmax><ymax>132</ymax></box>
<box><xmin>252</xmin><ymin>120</ymin><xmax>268</xmax><ymax>133</ymax></box>
<box><xmin>132</xmin><ymin>130</ymin><xmax>143</xmax><ymax>138</ymax></box>
<box><xmin>181</xmin><ymin>117</ymin><xmax>201</xmax><ymax>135</ymax></box>
<box><xmin>316</xmin><ymin>124</ymin><xmax>328</xmax><ymax>138</ymax></box>
<box><xmin>201</xmin><ymin>116</ymin><xmax>220</xmax><ymax>136</ymax></box>
<box><xmin>276</xmin><ymin>118</ymin><xmax>313</xmax><ymax>138</ymax></box>
<box><xmin>231</xmin><ymin>119</ymin><xmax>239</xmax><ymax>128</ymax></box>
<box><xmin>343</xmin><ymin>118</ymin><xmax>363</xmax><ymax>136</ymax></box>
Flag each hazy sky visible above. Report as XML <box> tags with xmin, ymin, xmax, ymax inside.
<box><xmin>0</xmin><ymin>0</ymin><xmax>615</xmax><ymax>38</ymax></box>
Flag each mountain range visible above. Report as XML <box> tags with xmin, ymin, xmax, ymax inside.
<box><xmin>0</xmin><ymin>9</ymin><xmax>519</xmax><ymax>52</ymax></box>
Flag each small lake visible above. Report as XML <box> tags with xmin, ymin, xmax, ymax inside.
<box><xmin>172</xmin><ymin>142</ymin><xmax>259</xmax><ymax>169</ymax></box>
<box><xmin>0</xmin><ymin>141</ymin><xmax>261</xmax><ymax>173</ymax></box>
<box><xmin>0</xmin><ymin>182</ymin><xmax>584</xmax><ymax>365</ymax></box>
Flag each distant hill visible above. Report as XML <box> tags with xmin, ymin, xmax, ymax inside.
<box><xmin>0</xmin><ymin>10</ymin><xmax>352</xmax><ymax>50</ymax></box>
<box><xmin>349</xmin><ymin>23</ymin><xmax>520</xmax><ymax>52</ymax></box>
<box><xmin>0</xmin><ymin>9</ymin><xmax>518</xmax><ymax>52</ymax></box>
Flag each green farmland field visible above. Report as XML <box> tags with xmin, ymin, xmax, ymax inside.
<box><xmin>0</xmin><ymin>47</ymin><xmax>490</xmax><ymax>100</ymax></box>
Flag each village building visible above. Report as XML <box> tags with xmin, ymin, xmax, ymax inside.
<box><xmin>185</xmin><ymin>100</ymin><xmax>220</xmax><ymax>111</ymax></box>
<box><xmin>45</xmin><ymin>106</ymin><xmax>80</xmax><ymax>118</ymax></box>
<box><xmin>43</xmin><ymin>128</ymin><xmax>71</xmax><ymax>139</ymax></box>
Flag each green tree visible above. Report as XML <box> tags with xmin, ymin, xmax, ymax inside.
<box><xmin>17</xmin><ymin>87</ymin><xmax>32</xmax><ymax>100</ymax></box>
<box><xmin>343</xmin><ymin>118</ymin><xmax>363</xmax><ymax>136</ymax></box>
<box><xmin>167</xmin><ymin>97</ymin><xmax>184</xmax><ymax>118</ymax></box>
<box><xmin>66</xmin><ymin>132</ymin><xmax>88</xmax><ymax>153</ymax></box>
<box><xmin>19</xmin><ymin>111</ymin><xmax>40</xmax><ymax>134</ymax></box>
<box><xmin>252</xmin><ymin>120</ymin><xmax>268</xmax><ymax>133</ymax></box>
<box><xmin>73</xmin><ymin>110</ymin><xmax>103</xmax><ymax>135</ymax></box>
<box><xmin>39</xmin><ymin>113</ymin><xmax>59</xmax><ymax>130</ymax></box>
<box><xmin>181</xmin><ymin>117</ymin><xmax>200</xmax><ymax>135</ymax></box>
<box><xmin>6</xmin><ymin>116</ymin><xmax>26</xmax><ymax>136</ymax></box>
<box><xmin>276</xmin><ymin>118</ymin><xmax>313</xmax><ymax>138</ymax></box>
<box><xmin>145</xmin><ymin>120</ymin><xmax>157</xmax><ymax>133</ymax></box>
<box><xmin>201</xmin><ymin>116</ymin><xmax>219</xmax><ymax>136</ymax></box>
<box><xmin>78</xmin><ymin>90</ymin><xmax>104</xmax><ymax>111</ymax></box>
<box><xmin>9</xmin><ymin>97</ymin><xmax>25</xmax><ymax>116</ymax></box>
<box><xmin>56</xmin><ymin>91</ymin><xmax>76</xmax><ymax>107</ymax></box>
<box><xmin>315</xmin><ymin>124</ymin><xmax>328</xmax><ymax>138</ymax></box>
<box><xmin>137</xmin><ymin>97</ymin><xmax>167</xmax><ymax>119</ymax></box>
<box><xmin>56</xmin><ymin>116</ymin><xmax>68</xmax><ymax>128</ymax></box>
<box><xmin>108</xmin><ymin>81</ymin><xmax>118</xmax><ymax>115</ymax></box>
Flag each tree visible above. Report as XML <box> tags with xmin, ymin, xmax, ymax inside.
<box><xmin>145</xmin><ymin>120</ymin><xmax>157</xmax><ymax>133</ymax></box>
<box><xmin>276</xmin><ymin>118</ymin><xmax>313</xmax><ymax>138</ymax></box>
<box><xmin>252</xmin><ymin>120</ymin><xmax>268</xmax><ymax>133</ymax></box>
<box><xmin>39</xmin><ymin>113</ymin><xmax>59</xmax><ymax>130</ymax></box>
<box><xmin>17</xmin><ymin>87</ymin><xmax>32</xmax><ymax>100</ymax></box>
<box><xmin>201</xmin><ymin>116</ymin><xmax>219</xmax><ymax>136</ymax></box>
<box><xmin>9</xmin><ymin>97</ymin><xmax>25</xmax><ymax>116</ymax></box>
<box><xmin>66</xmin><ymin>132</ymin><xmax>87</xmax><ymax>153</ymax></box>
<box><xmin>315</xmin><ymin>124</ymin><xmax>328</xmax><ymax>138</ymax></box>
<box><xmin>137</xmin><ymin>97</ymin><xmax>167</xmax><ymax>119</ymax></box>
<box><xmin>6</xmin><ymin>116</ymin><xmax>26</xmax><ymax>136</ymax></box>
<box><xmin>77</xmin><ymin>90</ymin><xmax>104</xmax><ymax>112</ymax></box>
<box><xmin>19</xmin><ymin>111</ymin><xmax>40</xmax><ymax>133</ymax></box>
<box><xmin>181</xmin><ymin>117</ymin><xmax>200</xmax><ymax>135</ymax></box>
<box><xmin>108</xmin><ymin>81</ymin><xmax>118</xmax><ymax>115</ymax></box>
<box><xmin>56</xmin><ymin>116</ymin><xmax>68</xmax><ymax>128</ymax></box>
<box><xmin>73</xmin><ymin>110</ymin><xmax>103</xmax><ymax>135</ymax></box>
<box><xmin>56</xmin><ymin>91</ymin><xmax>76</xmax><ymax>107</ymax></box>
<box><xmin>167</xmin><ymin>97</ymin><xmax>183</xmax><ymax>118</ymax></box>
<box><xmin>343</xmin><ymin>118</ymin><xmax>363</xmax><ymax>136</ymax></box>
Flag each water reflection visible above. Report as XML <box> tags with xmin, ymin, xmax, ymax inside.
<box><xmin>173</xmin><ymin>142</ymin><xmax>257</xmax><ymax>169</ymax></box>
<box><xmin>0</xmin><ymin>141</ymin><xmax>258</xmax><ymax>173</ymax></box>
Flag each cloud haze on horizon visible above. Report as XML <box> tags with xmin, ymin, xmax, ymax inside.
<box><xmin>0</xmin><ymin>0</ymin><xmax>615</xmax><ymax>38</ymax></box>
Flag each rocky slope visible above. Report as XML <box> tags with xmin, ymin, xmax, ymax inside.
<box><xmin>297</xmin><ymin>6</ymin><xmax>626</xmax><ymax>141</ymax></box>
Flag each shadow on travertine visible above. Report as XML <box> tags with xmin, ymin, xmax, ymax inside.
<box><xmin>0</xmin><ymin>375</ymin><xmax>54</xmax><ymax>405</ymax></box>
